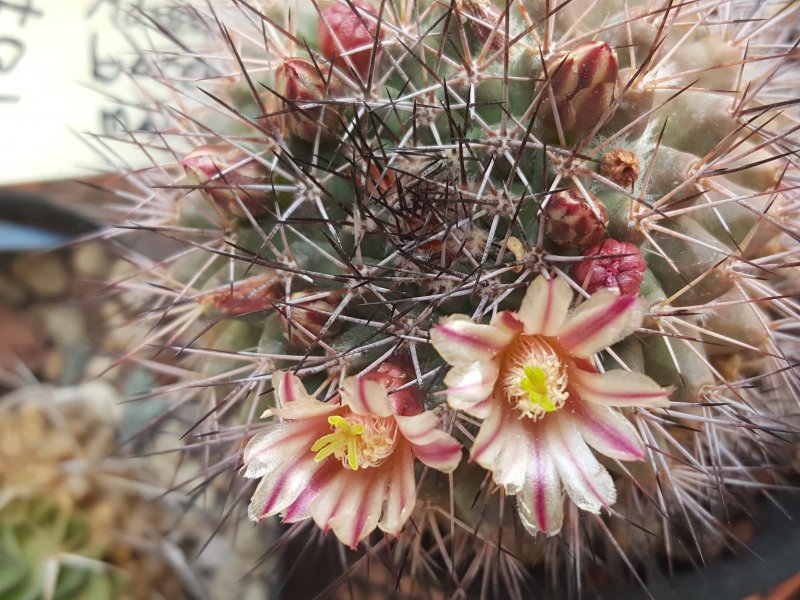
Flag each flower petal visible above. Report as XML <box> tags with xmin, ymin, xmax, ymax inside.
<box><xmin>272</xmin><ymin>371</ymin><xmax>337</xmax><ymax>419</ymax></box>
<box><xmin>442</xmin><ymin>360</ymin><xmax>499</xmax><ymax>419</ymax></box>
<box><xmin>431</xmin><ymin>314</ymin><xmax>515</xmax><ymax>366</ymax></box>
<box><xmin>378</xmin><ymin>444</ymin><xmax>417</xmax><ymax>535</ymax></box>
<box><xmin>309</xmin><ymin>467</ymin><xmax>386</xmax><ymax>548</ymax></box>
<box><xmin>546</xmin><ymin>413</ymin><xmax>616</xmax><ymax>513</ymax></box>
<box><xmin>517</xmin><ymin>275</ymin><xmax>573</xmax><ymax>336</ymax></box>
<box><xmin>244</xmin><ymin>419</ymin><xmax>323</xmax><ymax>478</ymax></box>
<box><xmin>247</xmin><ymin>460</ymin><xmax>313</xmax><ymax>522</ymax></box>
<box><xmin>244</xmin><ymin>420</ymin><xmax>329</xmax><ymax>520</ymax></box>
<box><xmin>517</xmin><ymin>434</ymin><xmax>563</xmax><ymax>536</ymax></box>
<box><xmin>556</xmin><ymin>290</ymin><xmax>642</xmax><ymax>357</ymax></box>
<box><xmin>470</xmin><ymin>405</ymin><xmax>531</xmax><ymax>494</ymax></box>
<box><xmin>489</xmin><ymin>310</ymin><xmax>525</xmax><ymax>336</ymax></box>
<box><xmin>395</xmin><ymin>412</ymin><xmax>462</xmax><ymax>473</ymax></box>
<box><xmin>569</xmin><ymin>400</ymin><xmax>646</xmax><ymax>461</ymax></box>
<box><xmin>282</xmin><ymin>463</ymin><xmax>338</xmax><ymax>522</ymax></box>
<box><xmin>571</xmin><ymin>368</ymin><xmax>671</xmax><ymax>408</ymax></box>
<box><xmin>340</xmin><ymin>375</ymin><xmax>394</xmax><ymax>417</ymax></box>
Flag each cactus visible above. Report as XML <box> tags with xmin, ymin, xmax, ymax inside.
<box><xmin>97</xmin><ymin>0</ymin><xmax>799</xmax><ymax>595</ymax></box>
<box><xmin>0</xmin><ymin>496</ymin><xmax>123</xmax><ymax>600</ymax></box>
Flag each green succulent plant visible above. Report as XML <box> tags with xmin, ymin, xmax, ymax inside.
<box><xmin>0</xmin><ymin>497</ymin><xmax>125</xmax><ymax>600</ymax></box>
<box><xmin>0</xmin><ymin>389</ymin><xmax>188</xmax><ymax>600</ymax></box>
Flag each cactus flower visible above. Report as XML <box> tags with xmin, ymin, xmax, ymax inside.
<box><xmin>572</xmin><ymin>238</ymin><xmax>648</xmax><ymax>296</ymax></box>
<box><xmin>318</xmin><ymin>0</ymin><xmax>384</xmax><ymax>77</ymax></box>
<box><xmin>243</xmin><ymin>366</ymin><xmax>462</xmax><ymax>548</ymax></box>
<box><xmin>544</xmin><ymin>189</ymin><xmax>608</xmax><ymax>247</ymax></box>
<box><xmin>431</xmin><ymin>276</ymin><xmax>670</xmax><ymax>535</ymax></box>
<box><xmin>539</xmin><ymin>41</ymin><xmax>618</xmax><ymax>141</ymax></box>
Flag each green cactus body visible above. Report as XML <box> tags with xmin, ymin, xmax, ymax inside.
<box><xmin>100</xmin><ymin>0</ymin><xmax>799</xmax><ymax>594</ymax></box>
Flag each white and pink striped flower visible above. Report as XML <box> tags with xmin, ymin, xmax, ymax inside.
<box><xmin>243</xmin><ymin>364</ymin><xmax>462</xmax><ymax>548</ymax></box>
<box><xmin>431</xmin><ymin>275</ymin><xmax>671</xmax><ymax>536</ymax></box>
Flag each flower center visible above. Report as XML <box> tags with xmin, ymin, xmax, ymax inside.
<box><xmin>311</xmin><ymin>414</ymin><xmax>397</xmax><ymax>470</ymax></box>
<box><xmin>501</xmin><ymin>335</ymin><xmax>569</xmax><ymax>420</ymax></box>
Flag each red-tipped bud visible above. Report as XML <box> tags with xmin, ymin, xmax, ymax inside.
<box><xmin>458</xmin><ymin>0</ymin><xmax>505</xmax><ymax>50</ymax></box>
<box><xmin>544</xmin><ymin>189</ymin><xmax>608</xmax><ymax>247</ymax></box>
<box><xmin>181</xmin><ymin>144</ymin><xmax>272</xmax><ymax>217</ymax></box>
<box><xmin>362</xmin><ymin>358</ymin><xmax>421</xmax><ymax>416</ymax></box>
<box><xmin>572</xmin><ymin>238</ymin><xmax>647</xmax><ymax>296</ymax></box>
<box><xmin>318</xmin><ymin>0</ymin><xmax>384</xmax><ymax>77</ymax></box>
<box><xmin>278</xmin><ymin>289</ymin><xmax>342</xmax><ymax>346</ymax></box>
<box><xmin>601</xmin><ymin>148</ymin><xmax>641</xmax><ymax>187</ymax></box>
<box><xmin>355</xmin><ymin>160</ymin><xmax>397</xmax><ymax>197</ymax></box>
<box><xmin>273</xmin><ymin>58</ymin><xmax>343</xmax><ymax>141</ymax></box>
<box><xmin>539</xmin><ymin>41</ymin><xmax>618</xmax><ymax>140</ymax></box>
<box><xmin>198</xmin><ymin>274</ymin><xmax>280</xmax><ymax>316</ymax></box>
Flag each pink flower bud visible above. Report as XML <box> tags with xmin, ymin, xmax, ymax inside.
<box><xmin>539</xmin><ymin>41</ymin><xmax>618</xmax><ymax>140</ymax></box>
<box><xmin>278</xmin><ymin>288</ymin><xmax>342</xmax><ymax>345</ymax></box>
<box><xmin>362</xmin><ymin>358</ymin><xmax>422</xmax><ymax>416</ymax></box>
<box><xmin>198</xmin><ymin>274</ymin><xmax>280</xmax><ymax>316</ymax></box>
<box><xmin>572</xmin><ymin>238</ymin><xmax>647</xmax><ymax>296</ymax></box>
<box><xmin>273</xmin><ymin>58</ymin><xmax>343</xmax><ymax>141</ymax></box>
<box><xmin>354</xmin><ymin>160</ymin><xmax>397</xmax><ymax>197</ymax></box>
<box><xmin>318</xmin><ymin>0</ymin><xmax>384</xmax><ymax>77</ymax></box>
<box><xmin>544</xmin><ymin>189</ymin><xmax>608</xmax><ymax>248</ymax></box>
<box><xmin>458</xmin><ymin>0</ymin><xmax>505</xmax><ymax>50</ymax></box>
<box><xmin>181</xmin><ymin>144</ymin><xmax>271</xmax><ymax>217</ymax></box>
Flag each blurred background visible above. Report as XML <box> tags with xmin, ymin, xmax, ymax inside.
<box><xmin>1</xmin><ymin>3</ymin><xmax>283</xmax><ymax>599</ymax></box>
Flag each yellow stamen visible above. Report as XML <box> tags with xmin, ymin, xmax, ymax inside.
<box><xmin>311</xmin><ymin>415</ymin><xmax>365</xmax><ymax>470</ymax></box>
<box><xmin>519</xmin><ymin>366</ymin><xmax>558</xmax><ymax>413</ymax></box>
<box><xmin>501</xmin><ymin>333</ymin><xmax>569</xmax><ymax>419</ymax></box>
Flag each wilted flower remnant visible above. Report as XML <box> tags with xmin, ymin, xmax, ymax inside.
<box><xmin>272</xmin><ymin>58</ymin><xmax>344</xmax><ymax>141</ymax></box>
<box><xmin>243</xmin><ymin>364</ymin><xmax>462</xmax><ymax>548</ymax></box>
<box><xmin>601</xmin><ymin>149</ymin><xmax>641</xmax><ymax>187</ymax></box>
<box><xmin>431</xmin><ymin>275</ymin><xmax>671</xmax><ymax>535</ymax></box>
<box><xmin>181</xmin><ymin>144</ymin><xmax>272</xmax><ymax>217</ymax></box>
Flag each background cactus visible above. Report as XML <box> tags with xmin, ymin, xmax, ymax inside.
<box><xmin>94</xmin><ymin>0</ymin><xmax>799</xmax><ymax>595</ymax></box>
<box><xmin>0</xmin><ymin>383</ymin><xmax>182</xmax><ymax>600</ymax></box>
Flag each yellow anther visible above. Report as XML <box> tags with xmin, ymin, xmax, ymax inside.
<box><xmin>502</xmin><ymin>335</ymin><xmax>569</xmax><ymax>420</ymax></box>
<box><xmin>311</xmin><ymin>415</ymin><xmax>366</xmax><ymax>470</ymax></box>
<box><xmin>519</xmin><ymin>366</ymin><xmax>557</xmax><ymax>413</ymax></box>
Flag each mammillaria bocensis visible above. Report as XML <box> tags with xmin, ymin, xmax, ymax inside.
<box><xmin>99</xmin><ymin>0</ymin><xmax>799</xmax><ymax>595</ymax></box>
